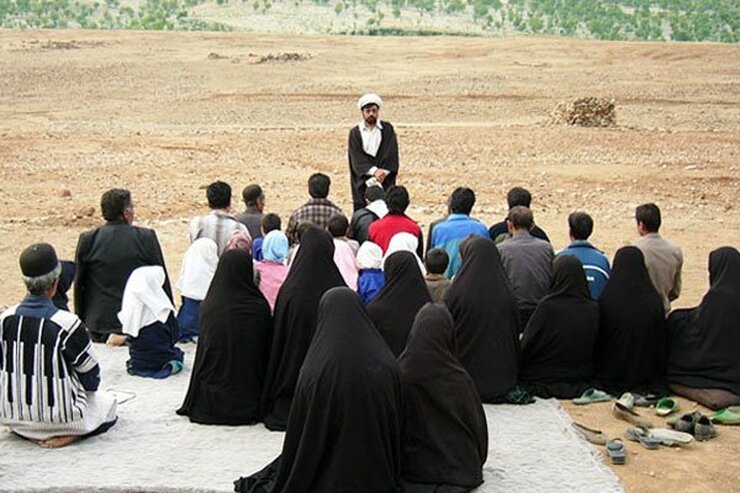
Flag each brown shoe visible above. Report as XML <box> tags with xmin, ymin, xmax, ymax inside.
<box><xmin>612</xmin><ymin>401</ymin><xmax>653</xmax><ymax>428</ymax></box>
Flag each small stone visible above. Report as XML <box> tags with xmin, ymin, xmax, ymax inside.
<box><xmin>58</xmin><ymin>188</ymin><xmax>71</xmax><ymax>198</ymax></box>
<box><xmin>77</xmin><ymin>206</ymin><xmax>95</xmax><ymax>217</ymax></box>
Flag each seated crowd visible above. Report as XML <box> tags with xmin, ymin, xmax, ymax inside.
<box><xmin>0</xmin><ymin>173</ymin><xmax>738</xmax><ymax>493</ymax></box>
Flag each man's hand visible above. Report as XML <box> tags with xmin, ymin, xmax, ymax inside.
<box><xmin>374</xmin><ymin>169</ymin><xmax>390</xmax><ymax>183</ymax></box>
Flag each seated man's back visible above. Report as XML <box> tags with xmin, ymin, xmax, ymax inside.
<box><xmin>75</xmin><ymin>189</ymin><xmax>172</xmax><ymax>342</ymax></box>
<box><xmin>497</xmin><ymin>207</ymin><xmax>554</xmax><ymax>328</ymax></box>
<box><xmin>430</xmin><ymin>188</ymin><xmax>489</xmax><ymax>278</ymax></box>
<box><xmin>1</xmin><ymin>243</ymin><xmax>117</xmax><ymax>445</ymax></box>
<box><xmin>633</xmin><ymin>203</ymin><xmax>683</xmax><ymax>313</ymax></box>
<box><xmin>190</xmin><ymin>180</ymin><xmax>250</xmax><ymax>256</ymax></box>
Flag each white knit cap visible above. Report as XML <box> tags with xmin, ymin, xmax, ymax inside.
<box><xmin>358</xmin><ymin>93</ymin><xmax>382</xmax><ymax>110</ymax></box>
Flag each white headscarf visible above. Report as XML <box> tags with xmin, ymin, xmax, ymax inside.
<box><xmin>118</xmin><ymin>266</ymin><xmax>176</xmax><ymax>338</ymax></box>
<box><xmin>365</xmin><ymin>199</ymin><xmax>388</xmax><ymax>219</ymax></box>
<box><xmin>357</xmin><ymin>241</ymin><xmax>384</xmax><ymax>270</ymax></box>
<box><xmin>176</xmin><ymin>238</ymin><xmax>218</xmax><ymax>300</ymax></box>
<box><xmin>384</xmin><ymin>232</ymin><xmax>426</xmax><ymax>275</ymax></box>
<box><xmin>357</xmin><ymin>93</ymin><xmax>382</xmax><ymax>110</ymax></box>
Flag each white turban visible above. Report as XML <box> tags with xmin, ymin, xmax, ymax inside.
<box><xmin>358</xmin><ymin>93</ymin><xmax>382</xmax><ymax>110</ymax></box>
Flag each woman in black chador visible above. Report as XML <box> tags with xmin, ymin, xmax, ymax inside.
<box><xmin>260</xmin><ymin>226</ymin><xmax>346</xmax><ymax>431</ymax></box>
<box><xmin>367</xmin><ymin>250</ymin><xmax>431</xmax><ymax>356</ymax></box>
<box><xmin>399</xmin><ymin>302</ymin><xmax>488</xmax><ymax>492</ymax></box>
<box><xmin>443</xmin><ymin>237</ymin><xmax>520</xmax><ymax>402</ymax></box>
<box><xmin>520</xmin><ymin>255</ymin><xmax>599</xmax><ymax>399</ymax></box>
<box><xmin>596</xmin><ymin>246</ymin><xmax>667</xmax><ymax>395</ymax></box>
<box><xmin>177</xmin><ymin>249</ymin><xmax>271</xmax><ymax>425</ymax></box>
<box><xmin>235</xmin><ymin>287</ymin><xmax>403</xmax><ymax>493</ymax></box>
<box><xmin>666</xmin><ymin>246</ymin><xmax>740</xmax><ymax>403</ymax></box>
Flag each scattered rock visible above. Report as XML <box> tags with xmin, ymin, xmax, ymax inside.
<box><xmin>207</xmin><ymin>52</ymin><xmax>228</xmax><ymax>60</ymax></box>
<box><xmin>41</xmin><ymin>40</ymin><xmax>80</xmax><ymax>50</ymax></box>
<box><xmin>256</xmin><ymin>52</ymin><xmax>312</xmax><ymax>64</ymax></box>
<box><xmin>76</xmin><ymin>206</ymin><xmax>95</xmax><ymax>218</ymax></box>
<box><xmin>549</xmin><ymin>97</ymin><xmax>616</xmax><ymax>127</ymax></box>
<box><xmin>58</xmin><ymin>188</ymin><xmax>72</xmax><ymax>198</ymax></box>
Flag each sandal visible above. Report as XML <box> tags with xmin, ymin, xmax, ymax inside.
<box><xmin>710</xmin><ymin>407</ymin><xmax>740</xmax><ymax>425</ymax></box>
<box><xmin>655</xmin><ymin>397</ymin><xmax>680</xmax><ymax>417</ymax></box>
<box><xmin>572</xmin><ymin>422</ymin><xmax>608</xmax><ymax>445</ymax></box>
<box><xmin>617</xmin><ymin>392</ymin><xmax>636</xmax><ymax>409</ymax></box>
<box><xmin>624</xmin><ymin>427</ymin><xmax>661</xmax><ymax>450</ymax></box>
<box><xmin>573</xmin><ymin>388</ymin><xmax>613</xmax><ymax>405</ymax></box>
<box><xmin>668</xmin><ymin>411</ymin><xmax>702</xmax><ymax>434</ymax></box>
<box><xmin>648</xmin><ymin>428</ymin><xmax>694</xmax><ymax>447</ymax></box>
<box><xmin>612</xmin><ymin>401</ymin><xmax>653</xmax><ymax>428</ymax></box>
<box><xmin>606</xmin><ymin>439</ymin><xmax>626</xmax><ymax>465</ymax></box>
<box><xmin>694</xmin><ymin>415</ymin><xmax>718</xmax><ymax>441</ymax></box>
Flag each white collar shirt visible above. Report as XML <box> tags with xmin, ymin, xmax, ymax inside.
<box><xmin>358</xmin><ymin>120</ymin><xmax>383</xmax><ymax>157</ymax></box>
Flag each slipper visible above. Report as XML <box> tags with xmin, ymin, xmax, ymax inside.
<box><xmin>634</xmin><ymin>393</ymin><xmax>661</xmax><ymax>407</ymax></box>
<box><xmin>612</xmin><ymin>401</ymin><xmax>653</xmax><ymax>428</ymax></box>
<box><xmin>572</xmin><ymin>422</ymin><xmax>608</xmax><ymax>445</ymax></box>
<box><xmin>573</xmin><ymin>388</ymin><xmax>613</xmax><ymax>405</ymax></box>
<box><xmin>710</xmin><ymin>407</ymin><xmax>740</xmax><ymax>425</ymax></box>
<box><xmin>606</xmin><ymin>439</ymin><xmax>626</xmax><ymax>465</ymax></box>
<box><xmin>655</xmin><ymin>397</ymin><xmax>680</xmax><ymax>417</ymax></box>
<box><xmin>617</xmin><ymin>392</ymin><xmax>635</xmax><ymax>409</ymax></box>
<box><xmin>668</xmin><ymin>411</ymin><xmax>702</xmax><ymax>434</ymax></box>
<box><xmin>648</xmin><ymin>428</ymin><xmax>694</xmax><ymax>446</ymax></box>
<box><xmin>694</xmin><ymin>415</ymin><xmax>718</xmax><ymax>441</ymax></box>
<box><xmin>624</xmin><ymin>427</ymin><xmax>661</xmax><ymax>450</ymax></box>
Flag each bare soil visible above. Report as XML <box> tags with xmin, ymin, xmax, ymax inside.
<box><xmin>0</xmin><ymin>30</ymin><xmax>738</xmax><ymax>492</ymax></box>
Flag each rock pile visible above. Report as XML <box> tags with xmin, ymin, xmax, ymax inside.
<box><xmin>550</xmin><ymin>97</ymin><xmax>616</xmax><ymax>127</ymax></box>
<box><xmin>256</xmin><ymin>52</ymin><xmax>312</xmax><ymax>64</ymax></box>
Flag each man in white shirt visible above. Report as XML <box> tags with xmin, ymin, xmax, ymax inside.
<box><xmin>348</xmin><ymin>93</ymin><xmax>399</xmax><ymax>212</ymax></box>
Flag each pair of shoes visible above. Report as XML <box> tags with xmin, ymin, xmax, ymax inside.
<box><xmin>573</xmin><ymin>422</ymin><xmax>608</xmax><ymax>445</ymax></box>
<box><xmin>710</xmin><ymin>407</ymin><xmax>740</xmax><ymax>425</ymax></box>
<box><xmin>624</xmin><ymin>427</ymin><xmax>661</xmax><ymax>450</ymax></box>
<box><xmin>613</xmin><ymin>401</ymin><xmax>653</xmax><ymax>429</ymax></box>
<box><xmin>655</xmin><ymin>397</ymin><xmax>680</xmax><ymax>417</ymax></box>
<box><xmin>573</xmin><ymin>388</ymin><xmax>613</xmax><ymax>405</ymax></box>
<box><xmin>668</xmin><ymin>412</ymin><xmax>718</xmax><ymax>441</ymax></box>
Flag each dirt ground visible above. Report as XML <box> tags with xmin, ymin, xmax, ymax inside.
<box><xmin>0</xmin><ymin>30</ymin><xmax>738</xmax><ymax>492</ymax></box>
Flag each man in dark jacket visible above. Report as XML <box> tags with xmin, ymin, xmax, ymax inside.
<box><xmin>348</xmin><ymin>93</ymin><xmax>399</xmax><ymax>212</ymax></box>
<box><xmin>489</xmin><ymin>186</ymin><xmax>550</xmax><ymax>244</ymax></box>
<box><xmin>349</xmin><ymin>185</ymin><xmax>388</xmax><ymax>244</ymax></box>
<box><xmin>74</xmin><ymin>188</ymin><xmax>172</xmax><ymax>344</ymax></box>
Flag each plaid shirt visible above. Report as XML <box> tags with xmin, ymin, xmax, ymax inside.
<box><xmin>286</xmin><ymin>198</ymin><xmax>343</xmax><ymax>244</ymax></box>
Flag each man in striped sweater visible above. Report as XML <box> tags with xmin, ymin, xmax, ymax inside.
<box><xmin>0</xmin><ymin>243</ymin><xmax>117</xmax><ymax>448</ymax></box>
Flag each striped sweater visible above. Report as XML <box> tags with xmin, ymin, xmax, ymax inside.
<box><xmin>0</xmin><ymin>295</ymin><xmax>100</xmax><ymax>429</ymax></box>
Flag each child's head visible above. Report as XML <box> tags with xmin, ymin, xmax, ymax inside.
<box><xmin>356</xmin><ymin>241</ymin><xmax>383</xmax><ymax>270</ymax></box>
<box><xmin>425</xmin><ymin>248</ymin><xmax>449</xmax><ymax>275</ymax></box>
<box><xmin>327</xmin><ymin>214</ymin><xmax>349</xmax><ymax>238</ymax></box>
<box><xmin>260</xmin><ymin>213</ymin><xmax>282</xmax><ymax>236</ymax></box>
<box><xmin>262</xmin><ymin>230</ymin><xmax>289</xmax><ymax>262</ymax></box>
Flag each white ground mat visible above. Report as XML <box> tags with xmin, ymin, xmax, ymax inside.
<box><xmin>0</xmin><ymin>344</ymin><xmax>622</xmax><ymax>492</ymax></box>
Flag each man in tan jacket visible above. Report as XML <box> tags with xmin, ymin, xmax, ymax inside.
<box><xmin>634</xmin><ymin>203</ymin><xmax>683</xmax><ymax>314</ymax></box>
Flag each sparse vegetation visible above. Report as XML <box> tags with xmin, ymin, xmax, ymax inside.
<box><xmin>0</xmin><ymin>0</ymin><xmax>736</xmax><ymax>42</ymax></box>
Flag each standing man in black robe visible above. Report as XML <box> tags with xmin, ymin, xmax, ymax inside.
<box><xmin>348</xmin><ymin>93</ymin><xmax>399</xmax><ymax>212</ymax></box>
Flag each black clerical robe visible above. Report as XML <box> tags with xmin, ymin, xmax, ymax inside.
<box><xmin>348</xmin><ymin>121</ymin><xmax>399</xmax><ymax>211</ymax></box>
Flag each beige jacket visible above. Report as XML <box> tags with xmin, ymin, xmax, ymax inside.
<box><xmin>635</xmin><ymin>233</ymin><xmax>683</xmax><ymax>314</ymax></box>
